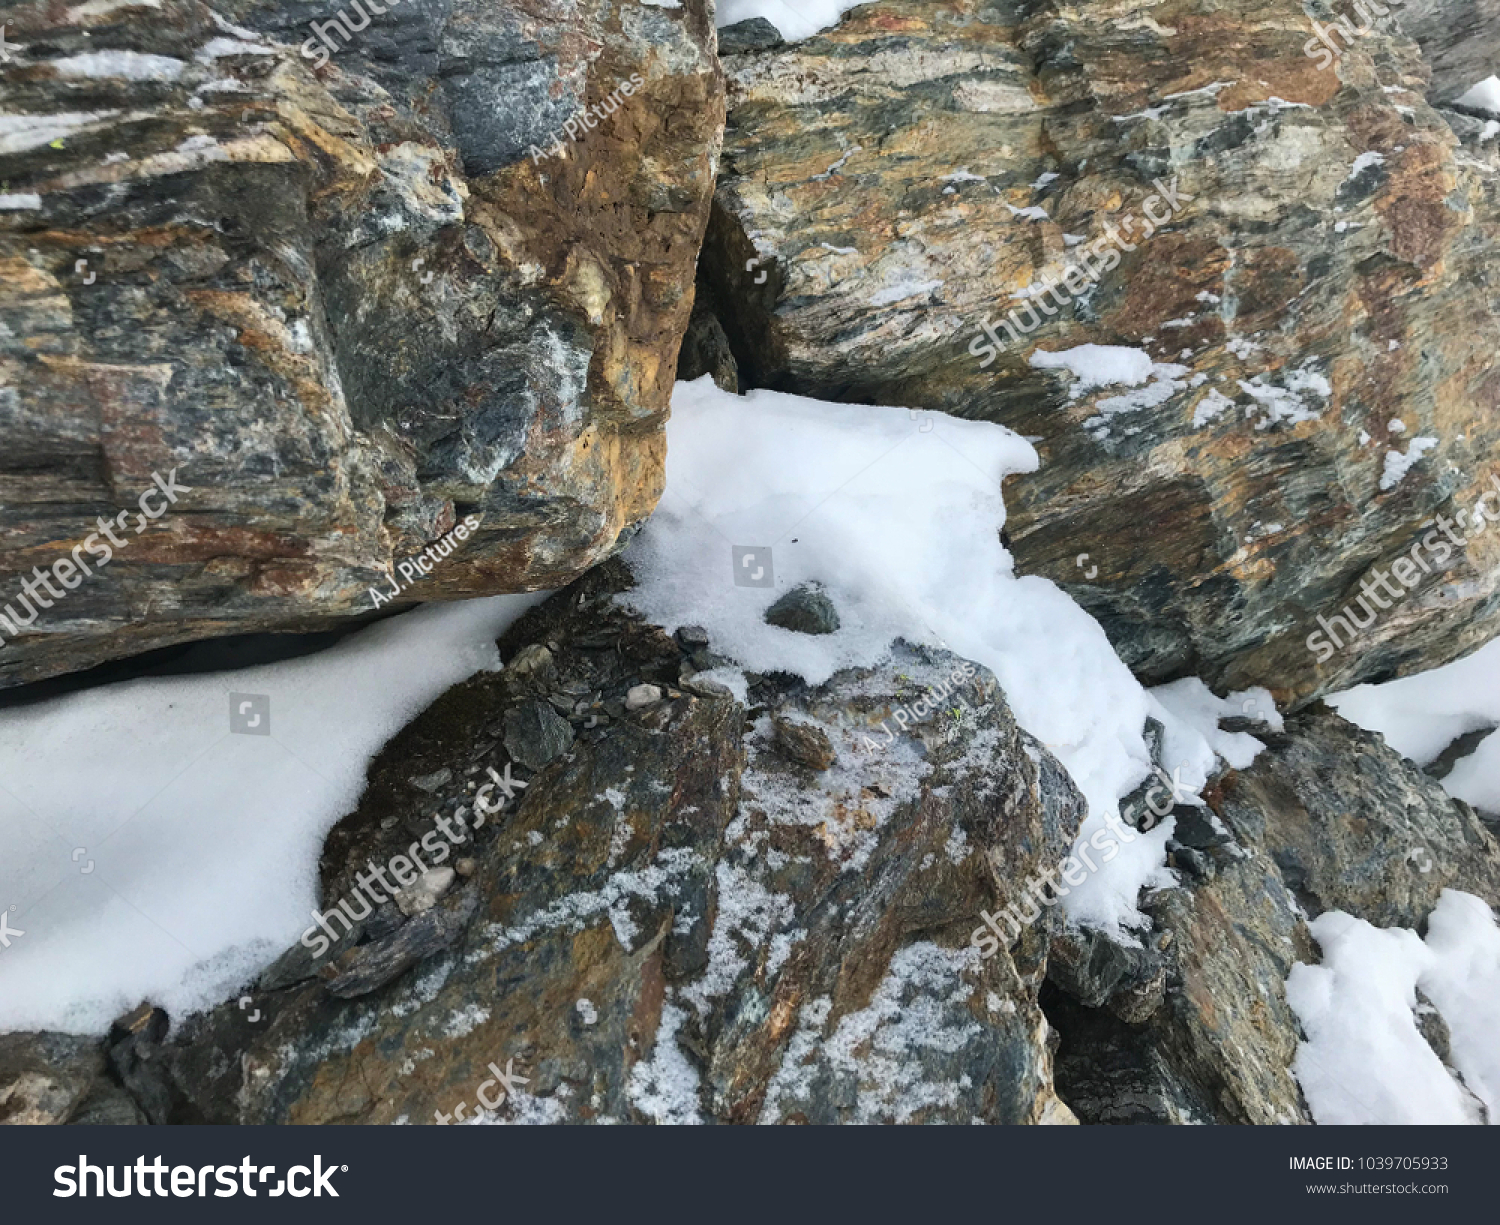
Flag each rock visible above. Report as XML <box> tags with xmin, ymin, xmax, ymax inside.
<box><xmin>0</xmin><ymin>1032</ymin><xmax>103</xmax><ymax>1125</ymax></box>
<box><xmin>155</xmin><ymin>571</ymin><xmax>1083</xmax><ymax>1125</ymax></box>
<box><xmin>1051</xmin><ymin>847</ymin><xmax>1317</xmax><ymax>1125</ymax></box>
<box><xmin>624</xmin><ymin>683</ymin><xmax>664</xmax><ymax>710</ymax></box>
<box><xmin>105</xmin><ymin>1004</ymin><xmax>174</xmax><ymax>1125</ymax></box>
<box><xmin>717</xmin><ymin>17</ymin><xmax>785</xmax><ymax>55</ymax></box>
<box><xmin>322</xmin><ymin>888</ymin><xmax>479</xmax><ymax>999</ymax></box>
<box><xmin>1048</xmin><ymin>926</ymin><xmax>1166</xmax><ymax>1021</ymax></box>
<box><xmin>1212</xmin><ymin>706</ymin><xmax>1500</xmax><ymax>926</ymax></box>
<box><xmin>409</xmin><ymin>769</ymin><xmax>452</xmax><ymax>794</ymax></box>
<box><xmin>64</xmin><ymin>1078</ymin><xmax>148</xmax><ymax>1126</ymax></box>
<box><xmin>395</xmin><ymin>867</ymin><xmax>456</xmax><ymax>917</ymax></box>
<box><xmin>764</xmin><ymin>583</ymin><xmax>840</xmax><ymax>635</ymax></box>
<box><xmin>505</xmin><ymin>644</ymin><xmax>555</xmax><ymax>680</ymax></box>
<box><xmin>681</xmin><ymin>671</ymin><xmax>735</xmax><ymax>699</ymax></box>
<box><xmin>455</xmin><ymin>858</ymin><xmax>477</xmax><ymax>879</ymax></box>
<box><xmin>1398</xmin><ymin>0</ymin><xmax>1500</xmax><ymax>102</ymax></box>
<box><xmin>676</xmin><ymin>298</ymin><xmax>740</xmax><ymax>393</ymax></box>
<box><xmin>504</xmin><ymin>700</ymin><xmax>575</xmax><ymax>771</ymax></box>
<box><xmin>771</xmin><ymin>712</ymin><xmax>836</xmax><ymax>770</ymax></box>
<box><xmin>704</xmin><ymin>0</ymin><xmax>1500</xmax><ymax>704</ymax></box>
<box><xmin>1426</xmin><ymin>725</ymin><xmax>1498</xmax><ymax>782</ymax></box>
<box><xmin>0</xmin><ymin>0</ymin><xmax>724</xmax><ymax>689</ymax></box>
<box><xmin>676</xmin><ymin>625</ymin><xmax>711</xmax><ymax>650</ymax></box>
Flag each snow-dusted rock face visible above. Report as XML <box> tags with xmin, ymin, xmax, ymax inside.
<box><xmin>0</xmin><ymin>0</ymin><xmax>723</xmax><ymax>687</ymax></box>
<box><xmin>95</xmin><ymin>562</ymin><xmax>1084</xmax><ymax>1124</ymax></box>
<box><xmin>700</xmin><ymin>0</ymin><xmax>1500</xmax><ymax>706</ymax></box>
<box><xmin>4</xmin><ymin>572</ymin><xmax>1498</xmax><ymax>1125</ymax></box>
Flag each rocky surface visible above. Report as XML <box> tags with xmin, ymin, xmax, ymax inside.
<box><xmin>11</xmin><ymin>562</ymin><xmax>1081</xmax><ymax>1124</ymax></box>
<box><xmin>4</xmin><ymin>0</ymin><xmax>1500</xmax><ymax>1134</ymax></box>
<box><xmin>0</xmin><ymin>0</ymin><xmax>723</xmax><ymax>688</ymax></box>
<box><xmin>4</xmin><ymin>570</ymin><xmax>1499</xmax><ymax>1125</ymax></box>
<box><xmin>700</xmin><ymin>0</ymin><xmax>1500</xmax><ymax>706</ymax></box>
<box><xmin>1213</xmin><ymin>705</ymin><xmax>1500</xmax><ymax>927</ymax></box>
<box><xmin>1050</xmin><ymin>701</ymin><xmax>1500</xmax><ymax>1126</ymax></box>
<box><xmin>1399</xmin><ymin>0</ymin><xmax>1500</xmax><ymax>102</ymax></box>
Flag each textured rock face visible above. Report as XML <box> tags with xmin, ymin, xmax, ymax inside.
<box><xmin>80</xmin><ymin>563</ymin><xmax>1079</xmax><ymax>1124</ymax></box>
<box><xmin>1213</xmin><ymin>706</ymin><xmax>1500</xmax><ymax>927</ymax></box>
<box><xmin>7</xmin><ymin>579</ymin><xmax>1496</xmax><ymax>1125</ymax></box>
<box><xmin>1398</xmin><ymin>0</ymin><xmax>1500</xmax><ymax>102</ymax></box>
<box><xmin>0</xmin><ymin>0</ymin><xmax>723</xmax><ymax>687</ymax></box>
<box><xmin>701</xmin><ymin>0</ymin><xmax>1500</xmax><ymax>706</ymax></box>
<box><xmin>1051</xmin><ymin>703</ymin><xmax>1500</xmax><ymax>1125</ymax></box>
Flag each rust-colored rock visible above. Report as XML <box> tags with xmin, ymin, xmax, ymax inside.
<box><xmin>0</xmin><ymin>0</ymin><xmax>724</xmax><ymax>687</ymax></box>
<box><xmin>700</xmin><ymin>0</ymin><xmax>1500</xmax><ymax>706</ymax></box>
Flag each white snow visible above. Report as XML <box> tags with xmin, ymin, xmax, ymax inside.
<box><xmin>1287</xmin><ymin>891</ymin><xmax>1499</xmax><ymax>1124</ymax></box>
<box><xmin>626</xmin><ymin>1004</ymin><xmax>704</xmax><ymax>1124</ymax></box>
<box><xmin>51</xmin><ymin>51</ymin><xmax>186</xmax><ymax>81</ymax></box>
<box><xmin>715</xmin><ymin>0</ymin><xmax>862</xmax><ymax>41</ymax></box>
<box><xmin>0</xmin><ymin>593</ymin><xmax>544</xmax><ymax>1035</ymax></box>
<box><xmin>625</xmin><ymin>377</ymin><xmax>1259</xmax><ymax>936</ymax></box>
<box><xmin>1332</xmin><ymin>636</ymin><xmax>1500</xmax><ymax>813</ymax></box>
<box><xmin>195</xmin><ymin>37</ymin><xmax>274</xmax><ymax>61</ymax></box>
<box><xmin>1029</xmin><ymin>344</ymin><xmax>1155</xmax><ymax>391</ymax></box>
<box><xmin>1456</xmin><ymin>75</ymin><xmax>1500</xmax><ymax>116</ymax></box>
<box><xmin>1379</xmin><ymin>435</ymin><xmax>1439</xmax><ymax>490</ymax></box>
<box><xmin>1192</xmin><ymin>388</ymin><xmax>1236</xmax><ymax>428</ymax></box>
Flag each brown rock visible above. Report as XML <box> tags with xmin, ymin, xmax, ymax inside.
<box><xmin>0</xmin><ymin>0</ymin><xmax>724</xmax><ymax>687</ymax></box>
<box><xmin>702</xmin><ymin>0</ymin><xmax>1500</xmax><ymax>705</ymax></box>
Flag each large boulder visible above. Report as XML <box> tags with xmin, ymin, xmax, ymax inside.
<box><xmin>700</xmin><ymin>0</ymin><xmax>1500</xmax><ymax>706</ymax></box>
<box><xmin>0</xmin><ymin>0</ymin><xmax>723</xmax><ymax>687</ymax></box>
<box><xmin>108</xmin><ymin>562</ymin><xmax>1083</xmax><ymax>1124</ymax></box>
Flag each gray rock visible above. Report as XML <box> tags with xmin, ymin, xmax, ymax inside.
<box><xmin>676</xmin><ymin>298</ymin><xmax>740</xmax><ymax>393</ymax></box>
<box><xmin>772</xmin><ymin>713</ymin><xmax>837</xmax><ymax>770</ymax></box>
<box><xmin>323</xmin><ymin>889</ymin><xmax>479</xmax><ymax>999</ymax></box>
<box><xmin>105</xmin><ymin>1005</ymin><xmax>174</xmax><ymax>1125</ymax></box>
<box><xmin>1213</xmin><ymin>706</ymin><xmax>1500</xmax><ymax>926</ymax></box>
<box><xmin>395</xmin><ymin>867</ymin><xmax>457</xmax><ymax>917</ymax></box>
<box><xmin>1397</xmin><ymin>0</ymin><xmax>1500</xmax><ymax>102</ymax></box>
<box><xmin>410</xmin><ymin>768</ymin><xmax>452</xmax><ymax>793</ymax></box>
<box><xmin>504</xmin><ymin>700</ymin><xmax>575</xmax><ymax>771</ymax></box>
<box><xmin>0</xmin><ymin>1032</ymin><xmax>103</xmax><ymax>1125</ymax></box>
<box><xmin>1048</xmin><ymin>925</ymin><xmax>1166</xmax><ymax>1019</ymax></box>
<box><xmin>676</xmin><ymin>625</ymin><xmax>711</xmax><ymax>650</ymax></box>
<box><xmin>624</xmin><ymin>683</ymin><xmax>663</xmax><ymax>711</ymax></box>
<box><xmin>0</xmin><ymin>0</ymin><xmax>725</xmax><ymax>690</ymax></box>
<box><xmin>718</xmin><ymin>17</ymin><xmax>786</xmax><ymax>55</ymax></box>
<box><xmin>764</xmin><ymin>583</ymin><xmax>841</xmax><ymax>635</ymax></box>
<box><xmin>157</xmin><ymin>582</ymin><xmax>1082</xmax><ymax>1125</ymax></box>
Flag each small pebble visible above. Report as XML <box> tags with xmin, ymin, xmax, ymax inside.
<box><xmin>625</xmin><ymin>683</ymin><xmax>663</xmax><ymax>710</ymax></box>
